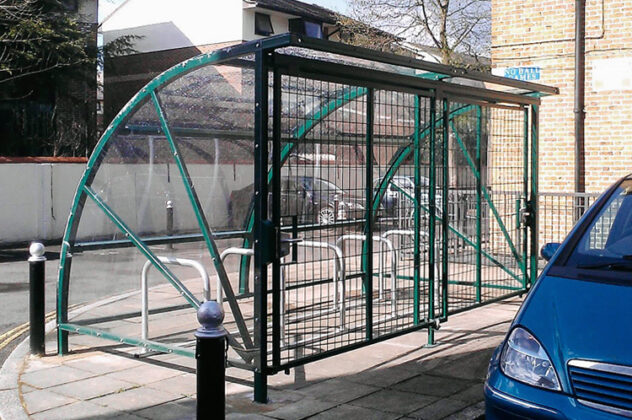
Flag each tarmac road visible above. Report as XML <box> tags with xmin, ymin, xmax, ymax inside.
<box><xmin>0</xmin><ymin>245</ymin><xmax>150</xmax><ymax>369</ymax></box>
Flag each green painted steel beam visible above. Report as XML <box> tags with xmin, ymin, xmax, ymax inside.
<box><xmin>441</xmin><ymin>98</ymin><xmax>449</xmax><ymax>320</ymax></box>
<box><xmin>413</xmin><ymin>95</ymin><xmax>422</xmax><ymax>325</ymax></box>
<box><xmin>475</xmin><ymin>106</ymin><xmax>483</xmax><ymax>303</ymax></box>
<box><xmin>59</xmin><ymin>323</ymin><xmax>195</xmax><ymax>358</ymax></box>
<box><xmin>427</xmin><ymin>96</ymin><xmax>437</xmax><ymax>346</ymax></box>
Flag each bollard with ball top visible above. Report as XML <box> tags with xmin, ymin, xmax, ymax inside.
<box><xmin>166</xmin><ymin>200</ymin><xmax>174</xmax><ymax>250</ymax></box>
<box><xmin>29</xmin><ymin>242</ymin><xmax>46</xmax><ymax>355</ymax></box>
<box><xmin>195</xmin><ymin>300</ymin><xmax>228</xmax><ymax>420</ymax></box>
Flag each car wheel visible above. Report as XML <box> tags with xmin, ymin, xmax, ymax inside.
<box><xmin>318</xmin><ymin>207</ymin><xmax>335</xmax><ymax>225</ymax></box>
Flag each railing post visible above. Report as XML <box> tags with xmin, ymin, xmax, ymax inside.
<box><xmin>195</xmin><ymin>300</ymin><xmax>227</xmax><ymax>420</ymax></box>
<box><xmin>29</xmin><ymin>242</ymin><xmax>46</xmax><ymax>355</ymax></box>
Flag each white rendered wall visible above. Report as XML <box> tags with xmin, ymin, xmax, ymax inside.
<box><xmin>0</xmin><ymin>164</ymin><xmax>84</xmax><ymax>245</ymax></box>
<box><xmin>0</xmin><ymin>162</ymin><xmax>366</xmax><ymax>245</ymax></box>
<box><xmin>101</xmin><ymin>0</ymin><xmax>243</xmax><ymax>53</ymax></box>
<box><xmin>0</xmin><ymin>163</ymin><xmax>254</xmax><ymax>245</ymax></box>
<box><xmin>242</xmin><ymin>7</ymin><xmax>292</xmax><ymax>41</ymax></box>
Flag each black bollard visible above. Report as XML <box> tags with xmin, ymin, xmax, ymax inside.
<box><xmin>29</xmin><ymin>242</ymin><xmax>46</xmax><ymax>355</ymax></box>
<box><xmin>195</xmin><ymin>300</ymin><xmax>228</xmax><ymax>420</ymax></box>
<box><xmin>166</xmin><ymin>200</ymin><xmax>174</xmax><ymax>250</ymax></box>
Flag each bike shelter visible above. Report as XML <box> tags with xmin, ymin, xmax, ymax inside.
<box><xmin>57</xmin><ymin>34</ymin><xmax>557</xmax><ymax>402</ymax></box>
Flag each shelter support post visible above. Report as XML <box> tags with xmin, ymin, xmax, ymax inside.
<box><xmin>475</xmin><ymin>106</ymin><xmax>482</xmax><ymax>303</ymax></box>
<box><xmin>253</xmin><ymin>49</ymin><xmax>269</xmax><ymax>404</ymax></box>
<box><xmin>426</xmin><ymin>96</ymin><xmax>437</xmax><ymax>346</ymax></box>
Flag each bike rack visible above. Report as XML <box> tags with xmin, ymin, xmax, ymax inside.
<box><xmin>284</xmin><ymin>240</ymin><xmax>346</xmax><ymax>330</ymax></box>
<box><xmin>219</xmin><ymin>247</ymin><xmax>255</xmax><ymax>311</ymax></box>
<box><xmin>382</xmin><ymin>229</ymin><xmax>441</xmax><ymax>310</ymax></box>
<box><xmin>140</xmin><ymin>256</ymin><xmax>211</xmax><ymax>349</ymax></box>
<box><xmin>335</xmin><ymin>234</ymin><xmax>397</xmax><ymax>317</ymax></box>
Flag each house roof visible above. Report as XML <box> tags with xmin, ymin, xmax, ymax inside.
<box><xmin>252</xmin><ymin>0</ymin><xmax>338</xmax><ymax>24</ymax></box>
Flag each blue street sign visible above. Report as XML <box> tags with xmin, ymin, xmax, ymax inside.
<box><xmin>504</xmin><ymin>67</ymin><xmax>541</xmax><ymax>81</ymax></box>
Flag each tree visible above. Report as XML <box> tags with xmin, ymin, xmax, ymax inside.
<box><xmin>343</xmin><ymin>0</ymin><xmax>491</xmax><ymax>66</ymax></box>
<box><xmin>0</xmin><ymin>0</ymin><xmax>137</xmax><ymax>156</ymax></box>
<box><xmin>0</xmin><ymin>0</ymin><xmax>93</xmax><ymax>86</ymax></box>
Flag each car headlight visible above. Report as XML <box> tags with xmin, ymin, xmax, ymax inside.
<box><xmin>500</xmin><ymin>327</ymin><xmax>561</xmax><ymax>391</ymax></box>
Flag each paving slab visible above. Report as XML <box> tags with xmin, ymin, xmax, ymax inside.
<box><xmin>133</xmin><ymin>398</ymin><xmax>196</xmax><ymax>420</ymax></box>
<box><xmin>20</xmin><ymin>365</ymin><xmax>98</xmax><ymax>389</ymax></box>
<box><xmin>392</xmin><ymin>373</ymin><xmax>474</xmax><ymax>398</ymax></box>
<box><xmin>407</xmin><ymin>397</ymin><xmax>473</xmax><ymax>419</ymax></box>
<box><xmin>294</xmin><ymin>378</ymin><xmax>380</xmax><ymax>403</ymax></box>
<box><xmin>2</xmin><ymin>290</ymin><xmax>522</xmax><ymax>420</ymax></box>
<box><xmin>21</xmin><ymin>389</ymin><xmax>77</xmax><ymax>414</ymax></box>
<box><xmin>310</xmin><ymin>403</ymin><xmax>401</xmax><ymax>420</ymax></box>
<box><xmin>349</xmin><ymin>388</ymin><xmax>437</xmax><ymax>414</ymax></box>
<box><xmin>89</xmin><ymin>386</ymin><xmax>182</xmax><ymax>412</ymax></box>
<box><xmin>47</xmin><ymin>375</ymin><xmax>137</xmax><ymax>400</ymax></box>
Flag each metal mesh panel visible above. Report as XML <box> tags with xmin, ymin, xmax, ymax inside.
<box><xmin>270</xmin><ymin>76</ymin><xmax>369</xmax><ymax>365</ymax></box>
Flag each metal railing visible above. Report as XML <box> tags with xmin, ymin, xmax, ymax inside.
<box><xmin>537</xmin><ymin>191</ymin><xmax>600</xmax><ymax>253</ymax></box>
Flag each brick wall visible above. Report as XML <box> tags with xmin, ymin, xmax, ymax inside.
<box><xmin>492</xmin><ymin>0</ymin><xmax>632</xmax><ymax>193</ymax></box>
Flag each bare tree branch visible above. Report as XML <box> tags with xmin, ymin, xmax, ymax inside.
<box><xmin>345</xmin><ymin>0</ymin><xmax>490</xmax><ymax>65</ymax></box>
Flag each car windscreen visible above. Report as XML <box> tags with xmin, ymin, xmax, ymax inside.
<box><xmin>314</xmin><ymin>179</ymin><xmax>343</xmax><ymax>195</ymax></box>
<box><xmin>393</xmin><ymin>177</ymin><xmax>415</xmax><ymax>190</ymax></box>
<box><xmin>562</xmin><ymin>179</ymin><xmax>632</xmax><ymax>275</ymax></box>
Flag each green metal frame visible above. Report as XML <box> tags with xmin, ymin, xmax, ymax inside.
<box><xmin>56</xmin><ymin>33</ymin><xmax>550</xmax><ymax>404</ymax></box>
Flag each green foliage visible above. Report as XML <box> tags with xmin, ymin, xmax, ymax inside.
<box><xmin>0</xmin><ymin>0</ymin><xmax>92</xmax><ymax>85</ymax></box>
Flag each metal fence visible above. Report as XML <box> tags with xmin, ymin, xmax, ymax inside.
<box><xmin>537</xmin><ymin>192</ymin><xmax>600</xmax><ymax>256</ymax></box>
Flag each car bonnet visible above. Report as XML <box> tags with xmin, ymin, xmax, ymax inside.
<box><xmin>515</xmin><ymin>274</ymin><xmax>632</xmax><ymax>389</ymax></box>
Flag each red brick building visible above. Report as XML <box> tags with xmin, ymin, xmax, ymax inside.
<box><xmin>492</xmin><ymin>0</ymin><xmax>632</xmax><ymax>193</ymax></box>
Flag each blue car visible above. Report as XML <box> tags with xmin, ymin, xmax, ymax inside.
<box><xmin>485</xmin><ymin>175</ymin><xmax>632</xmax><ymax>419</ymax></box>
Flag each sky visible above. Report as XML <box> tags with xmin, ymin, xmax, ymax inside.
<box><xmin>99</xmin><ymin>0</ymin><xmax>350</xmax><ymax>23</ymax></box>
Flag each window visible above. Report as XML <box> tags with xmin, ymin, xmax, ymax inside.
<box><xmin>289</xmin><ymin>19</ymin><xmax>324</xmax><ymax>39</ymax></box>
<box><xmin>560</xmin><ymin>179</ymin><xmax>632</xmax><ymax>278</ymax></box>
<box><xmin>255</xmin><ymin>13</ymin><xmax>274</xmax><ymax>36</ymax></box>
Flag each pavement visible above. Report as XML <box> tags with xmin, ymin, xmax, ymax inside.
<box><xmin>0</xmin><ymin>281</ymin><xmax>522</xmax><ymax>420</ymax></box>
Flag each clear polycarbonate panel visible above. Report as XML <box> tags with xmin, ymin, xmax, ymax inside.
<box><xmin>155</xmin><ymin>58</ymin><xmax>256</xmax><ymax>232</ymax></box>
<box><xmin>64</xmin><ymin>83</ymin><xmax>236</xmax><ymax>355</ymax></box>
<box><xmin>66</xmin><ymin>195</ymin><xmax>199</xmax><ymax>355</ymax></box>
<box><xmin>88</xmin><ymin>102</ymin><xmax>201</xmax><ymax>242</ymax></box>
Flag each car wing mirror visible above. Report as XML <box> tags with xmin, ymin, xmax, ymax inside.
<box><xmin>540</xmin><ymin>243</ymin><xmax>561</xmax><ymax>261</ymax></box>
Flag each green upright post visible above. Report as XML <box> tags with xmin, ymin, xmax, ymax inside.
<box><xmin>529</xmin><ymin>105</ymin><xmax>539</xmax><ymax>286</ymax></box>
<box><xmin>427</xmin><ymin>96</ymin><xmax>437</xmax><ymax>346</ymax></box>
<box><xmin>364</xmin><ymin>88</ymin><xmax>375</xmax><ymax>341</ymax></box>
<box><xmin>522</xmin><ymin>106</ymin><xmax>530</xmax><ymax>288</ymax></box>
<box><xmin>253</xmin><ymin>49</ymin><xmax>269</xmax><ymax>404</ymax></box>
<box><xmin>475</xmin><ymin>106</ymin><xmax>482</xmax><ymax>303</ymax></box>
<box><xmin>413</xmin><ymin>95</ymin><xmax>421</xmax><ymax>325</ymax></box>
<box><xmin>441</xmin><ymin>98</ymin><xmax>449</xmax><ymax>319</ymax></box>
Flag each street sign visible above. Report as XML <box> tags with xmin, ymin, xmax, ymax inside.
<box><xmin>503</xmin><ymin>67</ymin><xmax>541</xmax><ymax>81</ymax></box>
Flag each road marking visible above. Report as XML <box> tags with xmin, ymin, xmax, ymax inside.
<box><xmin>0</xmin><ymin>306</ymin><xmax>78</xmax><ymax>352</ymax></box>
